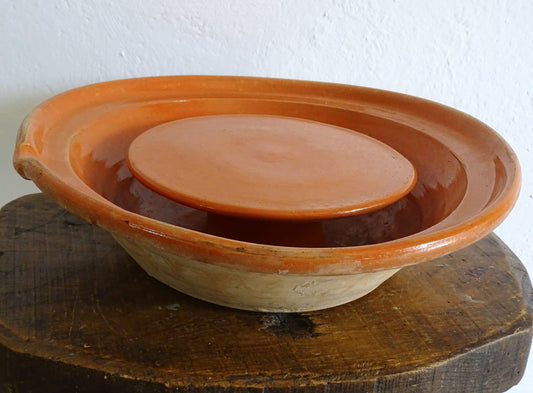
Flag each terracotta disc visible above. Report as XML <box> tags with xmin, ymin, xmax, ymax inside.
<box><xmin>127</xmin><ymin>115</ymin><xmax>416</xmax><ymax>220</ymax></box>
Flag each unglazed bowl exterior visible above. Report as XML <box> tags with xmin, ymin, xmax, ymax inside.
<box><xmin>13</xmin><ymin>76</ymin><xmax>521</xmax><ymax>312</ymax></box>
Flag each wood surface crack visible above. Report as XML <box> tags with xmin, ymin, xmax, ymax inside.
<box><xmin>12</xmin><ymin>210</ymin><xmax>68</xmax><ymax>236</ymax></box>
<box><xmin>68</xmin><ymin>295</ymin><xmax>78</xmax><ymax>339</ymax></box>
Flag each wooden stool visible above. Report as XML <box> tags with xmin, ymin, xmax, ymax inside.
<box><xmin>0</xmin><ymin>194</ymin><xmax>531</xmax><ymax>392</ymax></box>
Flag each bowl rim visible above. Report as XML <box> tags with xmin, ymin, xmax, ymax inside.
<box><xmin>13</xmin><ymin>75</ymin><xmax>521</xmax><ymax>275</ymax></box>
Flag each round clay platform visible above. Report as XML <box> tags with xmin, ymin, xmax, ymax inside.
<box><xmin>127</xmin><ymin>115</ymin><xmax>417</xmax><ymax>220</ymax></box>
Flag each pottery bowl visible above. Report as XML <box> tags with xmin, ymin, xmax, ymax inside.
<box><xmin>13</xmin><ymin>76</ymin><xmax>520</xmax><ymax>312</ymax></box>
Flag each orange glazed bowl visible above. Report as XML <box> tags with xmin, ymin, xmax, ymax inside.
<box><xmin>13</xmin><ymin>76</ymin><xmax>520</xmax><ymax>312</ymax></box>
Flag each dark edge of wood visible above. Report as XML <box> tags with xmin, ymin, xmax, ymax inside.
<box><xmin>1</xmin><ymin>326</ymin><xmax>531</xmax><ymax>393</ymax></box>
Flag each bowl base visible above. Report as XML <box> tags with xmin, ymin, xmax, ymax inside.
<box><xmin>114</xmin><ymin>234</ymin><xmax>400</xmax><ymax>312</ymax></box>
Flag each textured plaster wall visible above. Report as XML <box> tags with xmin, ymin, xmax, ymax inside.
<box><xmin>1</xmin><ymin>1</ymin><xmax>532</xmax><ymax>391</ymax></box>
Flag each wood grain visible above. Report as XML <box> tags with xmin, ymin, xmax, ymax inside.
<box><xmin>0</xmin><ymin>194</ymin><xmax>531</xmax><ymax>393</ymax></box>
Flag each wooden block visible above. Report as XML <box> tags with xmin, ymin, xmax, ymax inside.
<box><xmin>0</xmin><ymin>194</ymin><xmax>531</xmax><ymax>393</ymax></box>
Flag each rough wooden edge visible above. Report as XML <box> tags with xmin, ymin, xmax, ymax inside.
<box><xmin>1</xmin><ymin>326</ymin><xmax>531</xmax><ymax>393</ymax></box>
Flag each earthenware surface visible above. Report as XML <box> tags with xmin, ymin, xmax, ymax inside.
<box><xmin>127</xmin><ymin>114</ymin><xmax>417</xmax><ymax>220</ymax></box>
<box><xmin>13</xmin><ymin>76</ymin><xmax>521</xmax><ymax>279</ymax></box>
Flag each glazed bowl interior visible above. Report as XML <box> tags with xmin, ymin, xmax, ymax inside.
<box><xmin>14</xmin><ymin>76</ymin><xmax>520</xmax><ymax>275</ymax></box>
<box><xmin>68</xmin><ymin>99</ymin><xmax>468</xmax><ymax>247</ymax></box>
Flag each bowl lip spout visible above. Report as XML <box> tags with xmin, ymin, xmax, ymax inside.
<box><xmin>12</xmin><ymin>75</ymin><xmax>522</xmax><ymax>276</ymax></box>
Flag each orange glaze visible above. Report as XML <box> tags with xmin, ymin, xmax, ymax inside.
<box><xmin>13</xmin><ymin>76</ymin><xmax>520</xmax><ymax>275</ymax></box>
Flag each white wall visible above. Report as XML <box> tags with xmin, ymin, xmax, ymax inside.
<box><xmin>1</xmin><ymin>1</ymin><xmax>532</xmax><ymax>391</ymax></box>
